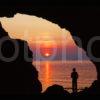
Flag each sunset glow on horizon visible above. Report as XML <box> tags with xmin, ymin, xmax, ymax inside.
<box><xmin>0</xmin><ymin>13</ymin><xmax>97</xmax><ymax>92</ymax></box>
<box><xmin>45</xmin><ymin>53</ymin><xmax>51</xmax><ymax>57</ymax></box>
<box><xmin>0</xmin><ymin>13</ymin><xmax>90</xmax><ymax>61</ymax></box>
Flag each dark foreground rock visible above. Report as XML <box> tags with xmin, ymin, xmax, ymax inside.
<box><xmin>0</xmin><ymin>23</ymin><xmax>42</xmax><ymax>95</ymax></box>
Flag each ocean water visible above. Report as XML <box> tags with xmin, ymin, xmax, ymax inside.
<box><xmin>33</xmin><ymin>61</ymin><xmax>97</xmax><ymax>92</ymax></box>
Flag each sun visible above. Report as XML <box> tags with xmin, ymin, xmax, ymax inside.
<box><xmin>40</xmin><ymin>42</ymin><xmax>53</xmax><ymax>57</ymax></box>
<box><xmin>45</xmin><ymin>53</ymin><xmax>51</xmax><ymax>57</ymax></box>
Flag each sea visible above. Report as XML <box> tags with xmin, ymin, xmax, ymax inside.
<box><xmin>33</xmin><ymin>61</ymin><xmax>97</xmax><ymax>93</ymax></box>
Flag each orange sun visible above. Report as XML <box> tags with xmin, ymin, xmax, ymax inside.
<box><xmin>40</xmin><ymin>42</ymin><xmax>54</xmax><ymax>57</ymax></box>
<box><xmin>45</xmin><ymin>53</ymin><xmax>51</xmax><ymax>57</ymax></box>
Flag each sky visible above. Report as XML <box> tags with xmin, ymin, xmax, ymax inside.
<box><xmin>0</xmin><ymin>13</ymin><xmax>89</xmax><ymax>61</ymax></box>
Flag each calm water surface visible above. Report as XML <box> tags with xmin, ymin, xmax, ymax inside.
<box><xmin>33</xmin><ymin>61</ymin><xmax>97</xmax><ymax>92</ymax></box>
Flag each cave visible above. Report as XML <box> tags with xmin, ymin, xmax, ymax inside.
<box><xmin>0</xmin><ymin>1</ymin><xmax>100</xmax><ymax>95</ymax></box>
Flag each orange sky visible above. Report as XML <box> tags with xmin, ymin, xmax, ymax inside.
<box><xmin>0</xmin><ymin>13</ymin><xmax>88</xmax><ymax>60</ymax></box>
<box><xmin>0</xmin><ymin>13</ymin><xmax>75</xmax><ymax>48</ymax></box>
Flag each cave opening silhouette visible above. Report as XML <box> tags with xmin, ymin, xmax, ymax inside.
<box><xmin>0</xmin><ymin>1</ymin><xmax>100</xmax><ymax>96</ymax></box>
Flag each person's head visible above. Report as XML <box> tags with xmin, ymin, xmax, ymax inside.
<box><xmin>73</xmin><ymin>68</ymin><xmax>76</xmax><ymax>72</ymax></box>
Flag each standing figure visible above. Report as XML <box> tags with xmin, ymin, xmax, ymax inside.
<box><xmin>71</xmin><ymin>68</ymin><xmax>78</xmax><ymax>93</ymax></box>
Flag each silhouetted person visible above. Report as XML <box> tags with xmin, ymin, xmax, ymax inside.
<box><xmin>71</xmin><ymin>68</ymin><xmax>78</xmax><ymax>93</ymax></box>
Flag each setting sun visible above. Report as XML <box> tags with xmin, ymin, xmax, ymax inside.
<box><xmin>45</xmin><ymin>53</ymin><xmax>51</xmax><ymax>57</ymax></box>
<box><xmin>0</xmin><ymin>13</ymin><xmax>97</xmax><ymax>94</ymax></box>
<box><xmin>40</xmin><ymin>42</ymin><xmax>54</xmax><ymax>57</ymax></box>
